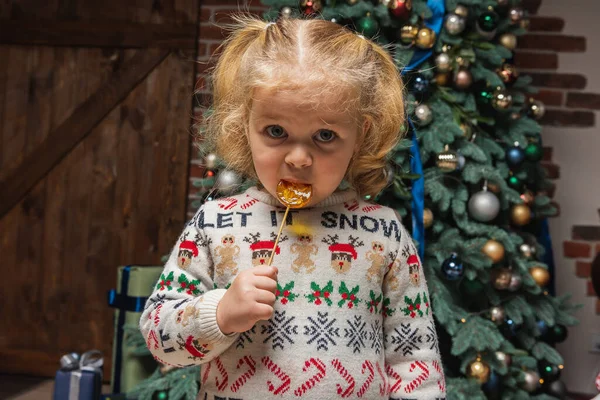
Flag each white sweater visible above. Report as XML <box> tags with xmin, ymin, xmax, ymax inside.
<box><xmin>140</xmin><ymin>186</ymin><xmax>446</xmax><ymax>399</ymax></box>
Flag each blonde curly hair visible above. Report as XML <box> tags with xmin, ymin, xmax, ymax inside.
<box><xmin>199</xmin><ymin>14</ymin><xmax>405</xmax><ymax>197</ymax></box>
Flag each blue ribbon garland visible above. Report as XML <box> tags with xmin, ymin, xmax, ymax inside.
<box><xmin>401</xmin><ymin>0</ymin><xmax>445</xmax><ymax>260</ymax></box>
<box><xmin>539</xmin><ymin>218</ymin><xmax>556</xmax><ymax>296</ymax></box>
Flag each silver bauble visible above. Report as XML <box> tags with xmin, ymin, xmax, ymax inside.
<box><xmin>205</xmin><ymin>153</ymin><xmax>218</xmax><ymax>169</ymax></box>
<box><xmin>520</xmin><ymin>370</ymin><xmax>541</xmax><ymax>392</ymax></box>
<box><xmin>530</xmin><ymin>100</ymin><xmax>546</xmax><ymax>120</ymax></box>
<box><xmin>492</xmin><ymin>89</ymin><xmax>513</xmax><ymax>110</ymax></box>
<box><xmin>509</xmin><ymin>7</ymin><xmax>524</xmax><ymax>23</ymax></box>
<box><xmin>520</xmin><ymin>243</ymin><xmax>534</xmax><ymax>258</ymax></box>
<box><xmin>508</xmin><ymin>273</ymin><xmax>523</xmax><ymax>291</ymax></box>
<box><xmin>435</xmin><ymin>53</ymin><xmax>452</xmax><ymax>73</ymax></box>
<box><xmin>468</xmin><ymin>189</ymin><xmax>500</xmax><ymax>222</ymax></box>
<box><xmin>457</xmin><ymin>153</ymin><xmax>466</xmax><ymax>170</ymax></box>
<box><xmin>280</xmin><ymin>6</ymin><xmax>293</xmax><ymax>18</ymax></box>
<box><xmin>445</xmin><ymin>13</ymin><xmax>466</xmax><ymax>35</ymax></box>
<box><xmin>414</xmin><ymin>104</ymin><xmax>433</xmax><ymax>125</ymax></box>
<box><xmin>490</xmin><ymin>306</ymin><xmax>505</xmax><ymax>325</ymax></box>
<box><xmin>495</xmin><ymin>351</ymin><xmax>512</xmax><ymax>368</ymax></box>
<box><xmin>215</xmin><ymin>169</ymin><xmax>242</xmax><ymax>194</ymax></box>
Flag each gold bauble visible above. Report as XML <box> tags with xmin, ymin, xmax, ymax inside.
<box><xmin>436</xmin><ymin>146</ymin><xmax>459</xmax><ymax>172</ymax></box>
<box><xmin>435</xmin><ymin>73</ymin><xmax>451</xmax><ymax>86</ymax></box>
<box><xmin>467</xmin><ymin>358</ymin><xmax>491</xmax><ymax>383</ymax></box>
<box><xmin>511</xmin><ymin>203</ymin><xmax>532</xmax><ymax>226</ymax></box>
<box><xmin>423</xmin><ymin>208</ymin><xmax>434</xmax><ymax>228</ymax></box>
<box><xmin>460</xmin><ymin>122</ymin><xmax>472</xmax><ymax>139</ymax></box>
<box><xmin>454</xmin><ymin>4</ymin><xmax>469</xmax><ymax>18</ymax></box>
<box><xmin>499</xmin><ymin>33</ymin><xmax>517</xmax><ymax>50</ymax></box>
<box><xmin>399</xmin><ymin>24</ymin><xmax>419</xmax><ymax>45</ymax></box>
<box><xmin>482</xmin><ymin>240</ymin><xmax>505</xmax><ymax>263</ymax></box>
<box><xmin>416</xmin><ymin>27</ymin><xmax>436</xmax><ymax>49</ymax></box>
<box><xmin>492</xmin><ymin>268</ymin><xmax>512</xmax><ymax>290</ymax></box>
<box><xmin>529</xmin><ymin>266</ymin><xmax>550</xmax><ymax>287</ymax></box>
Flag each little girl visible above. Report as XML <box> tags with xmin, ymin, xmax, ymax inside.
<box><xmin>141</xmin><ymin>15</ymin><xmax>445</xmax><ymax>399</ymax></box>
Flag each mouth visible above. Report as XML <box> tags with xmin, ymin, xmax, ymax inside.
<box><xmin>281</xmin><ymin>178</ymin><xmax>310</xmax><ymax>185</ymax></box>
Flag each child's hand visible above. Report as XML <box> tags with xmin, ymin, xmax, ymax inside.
<box><xmin>216</xmin><ymin>266</ymin><xmax>278</xmax><ymax>334</ymax></box>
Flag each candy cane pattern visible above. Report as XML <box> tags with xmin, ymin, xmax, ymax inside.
<box><xmin>230</xmin><ymin>356</ymin><xmax>257</xmax><ymax>392</ymax></box>
<box><xmin>215</xmin><ymin>357</ymin><xmax>229</xmax><ymax>392</ymax></box>
<box><xmin>202</xmin><ymin>361</ymin><xmax>211</xmax><ymax>385</ymax></box>
<box><xmin>293</xmin><ymin>358</ymin><xmax>326</xmax><ymax>397</ymax></box>
<box><xmin>331</xmin><ymin>359</ymin><xmax>356</xmax><ymax>398</ymax></box>
<box><xmin>261</xmin><ymin>356</ymin><xmax>291</xmax><ymax>395</ymax></box>
<box><xmin>154</xmin><ymin>303</ymin><xmax>163</xmax><ymax>326</ymax></box>
<box><xmin>147</xmin><ymin>330</ymin><xmax>159</xmax><ymax>350</ymax></box>
<box><xmin>386</xmin><ymin>364</ymin><xmax>403</xmax><ymax>394</ymax></box>
<box><xmin>241</xmin><ymin>196</ymin><xmax>258</xmax><ymax>210</ymax></box>
<box><xmin>344</xmin><ymin>200</ymin><xmax>359</xmax><ymax>211</ymax></box>
<box><xmin>432</xmin><ymin>360</ymin><xmax>446</xmax><ymax>393</ymax></box>
<box><xmin>362</xmin><ymin>205</ymin><xmax>382</xmax><ymax>213</ymax></box>
<box><xmin>357</xmin><ymin>361</ymin><xmax>375</xmax><ymax>397</ymax></box>
<box><xmin>376</xmin><ymin>362</ymin><xmax>389</xmax><ymax>396</ymax></box>
<box><xmin>218</xmin><ymin>198</ymin><xmax>238</xmax><ymax>210</ymax></box>
<box><xmin>404</xmin><ymin>361</ymin><xmax>430</xmax><ymax>394</ymax></box>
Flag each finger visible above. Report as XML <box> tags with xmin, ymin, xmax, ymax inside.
<box><xmin>252</xmin><ymin>265</ymin><xmax>278</xmax><ymax>279</ymax></box>
<box><xmin>253</xmin><ymin>303</ymin><xmax>274</xmax><ymax>321</ymax></box>
<box><xmin>254</xmin><ymin>289</ymin><xmax>276</xmax><ymax>305</ymax></box>
<box><xmin>254</xmin><ymin>276</ymin><xmax>278</xmax><ymax>294</ymax></box>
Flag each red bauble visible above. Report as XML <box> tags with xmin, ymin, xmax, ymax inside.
<box><xmin>300</xmin><ymin>0</ymin><xmax>322</xmax><ymax>16</ymax></box>
<box><xmin>388</xmin><ymin>0</ymin><xmax>412</xmax><ymax>20</ymax></box>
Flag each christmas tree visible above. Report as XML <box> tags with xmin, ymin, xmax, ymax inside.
<box><xmin>129</xmin><ymin>1</ymin><xmax>580</xmax><ymax>399</ymax></box>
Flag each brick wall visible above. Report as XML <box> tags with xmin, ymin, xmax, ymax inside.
<box><xmin>519</xmin><ymin>0</ymin><xmax>600</xmax><ymax>314</ymax></box>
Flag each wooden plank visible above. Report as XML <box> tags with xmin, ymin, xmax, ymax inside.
<box><xmin>0</xmin><ymin>48</ymin><xmax>171</xmax><ymax>219</ymax></box>
<box><xmin>0</xmin><ymin>349</ymin><xmax>66</xmax><ymax>377</ymax></box>
<box><xmin>0</xmin><ymin>20</ymin><xmax>197</xmax><ymax>49</ymax></box>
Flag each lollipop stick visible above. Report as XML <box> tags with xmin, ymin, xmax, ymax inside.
<box><xmin>267</xmin><ymin>206</ymin><xmax>290</xmax><ymax>266</ymax></box>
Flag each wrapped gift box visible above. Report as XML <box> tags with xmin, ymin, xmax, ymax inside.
<box><xmin>53</xmin><ymin>351</ymin><xmax>103</xmax><ymax>400</ymax></box>
<box><xmin>108</xmin><ymin>265</ymin><xmax>163</xmax><ymax>394</ymax></box>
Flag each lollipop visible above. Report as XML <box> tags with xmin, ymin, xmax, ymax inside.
<box><xmin>267</xmin><ymin>180</ymin><xmax>312</xmax><ymax>265</ymax></box>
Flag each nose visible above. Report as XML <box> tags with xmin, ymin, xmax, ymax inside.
<box><xmin>285</xmin><ymin>145</ymin><xmax>312</xmax><ymax>168</ymax></box>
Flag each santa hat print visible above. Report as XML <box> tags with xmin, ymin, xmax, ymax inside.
<box><xmin>407</xmin><ymin>254</ymin><xmax>420</xmax><ymax>266</ymax></box>
<box><xmin>250</xmin><ymin>241</ymin><xmax>280</xmax><ymax>255</ymax></box>
<box><xmin>179</xmin><ymin>240</ymin><xmax>199</xmax><ymax>257</ymax></box>
<box><xmin>329</xmin><ymin>244</ymin><xmax>358</xmax><ymax>260</ymax></box>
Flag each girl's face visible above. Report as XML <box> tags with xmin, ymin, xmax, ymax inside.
<box><xmin>248</xmin><ymin>87</ymin><xmax>364</xmax><ymax>206</ymax></box>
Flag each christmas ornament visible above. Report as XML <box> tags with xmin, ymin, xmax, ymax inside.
<box><xmin>490</xmin><ymin>306</ymin><xmax>505</xmax><ymax>325</ymax></box>
<box><xmin>468</xmin><ymin>188</ymin><xmax>500</xmax><ymax>222</ymax></box>
<box><xmin>539</xmin><ymin>360</ymin><xmax>561</xmax><ymax>383</ymax></box>
<box><xmin>528</xmin><ymin>99</ymin><xmax>546</xmax><ymax>120</ymax></box>
<box><xmin>502</xmin><ymin>317</ymin><xmax>519</xmax><ymax>337</ymax></box>
<box><xmin>499</xmin><ymin>33</ymin><xmax>517</xmax><ymax>50</ymax></box>
<box><xmin>416</xmin><ymin>27</ymin><xmax>436</xmax><ymax>49</ymax></box>
<box><xmin>511</xmin><ymin>204</ymin><xmax>532</xmax><ymax>226</ymax></box>
<box><xmin>546</xmin><ymin>380</ymin><xmax>567</xmax><ymax>400</ymax></box>
<box><xmin>520</xmin><ymin>191</ymin><xmax>534</xmax><ymax>205</ymax></box>
<box><xmin>300</xmin><ymin>0</ymin><xmax>322</xmax><ymax>16</ymax></box>
<box><xmin>506</xmin><ymin>144</ymin><xmax>525</xmax><ymax>167</ymax></box>
<box><xmin>435</xmin><ymin>73</ymin><xmax>451</xmax><ymax>86</ymax></box>
<box><xmin>525</xmin><ymin>142</ymin><xmax>543</xmax><ymax>162</ymax></box>
<box><xmin>414</xmin><ymin>104</ymin><xmax>433</xmax><ymax>125</ymax></box>
<box><xmin>457</xmin><ymin>153</ymin><xmax>466</xmax><ymax>170</ymax></box>
<box><xmin>388</xmin><ymin>0</ymin><xmax>412</xmax><ymax>20</ymax></box>
<box><xmin>442</xmin><ymin>253</ymin><xmax>464</xmax><ymax>280</ymax></box>
<box><xmin>423</xmin><ymin>208</ymin><xmax>434</xmax><ymax>228</ymax></box>
<box><xmin>482</xmin><ymin>239</ymin><xmax>505</xmax><ymax>263</ymax></box>
<box><xmin>409</xmin><ymin>74</ymin><xmax>430</xmax><ymax>98</ymax></box>
<box><xmin>460</xmin><ymin>122</ymin><xmax>472</xmax><ymax>139</ymax></box>
<box><xmin>482</xmin><ymin>371</ymin><xmax>501</xmax><ymax>399</ymax></box>
<box><xmin>496</xmin><ymin>0</ymin><xmax>509</xmax><ymax>6</ymax></box>
<box><xmin>205</xmin><ymin>152</ymin><xmax>218</xmax><ymax>169</ymax></box>
<box><xmin>551</xmin><ymin>324</ymin><xmax>568</xmax><ymax>343</ymax></box>
<box><xmin>477</xmin><ymin>10</ymin><xmax>500</xmax><ymax>32</ymax></box>
<box><xmin>497</xmin><ymin>63</ymin><xmax>519</xmax><ymax>85</ymax></box>
<box><xmin>454</xmin><ymin>4</ymin><xmax>469</xmax><ymax>18</ymax></box>
<box><xmin>445</xmin><ymin>13</ymin><xmax>466</xmax><ymax>35</ymax></box>
<box><xmin>454</xmin><ymin>67</ymin><xmax>473</xmax><ymax>90</ymax></box>
<box><xmin>357</xmin><ymin>13</ymin><xmax>379</xmax><ymax>37</ymax></box>
<box><xmin>495</xmin><ymin>351</ymin><xmax>512</xmax><ymax>368</ymax></box>
<box><xmin>467</xmin><ymin>357</ymin><xmax>491</xmax><ymax>383</ymax></box>
<box><xmin>492</xmin><ymin>268</ymin><xmax>512</xmax><ymax>290</ymax></box>
<box><xmin>280</xmin><ymin>6</ymin><xmax>293</xmax><ymax>18</ymax></box>
<box><xmin>537</xmin><ymin>319</ymin><xmax>549</xmax><ymax>337</ymax></box>
<box><xmin>215</xmin><ymin>169</ymin><xmax>242</xmax><ymax>194</ymax></box>
<box><xmin>477</xmin><ymin>86</ymin><xmax>494</xmax><ymax>107</ymax></box>
<box><xmin>492</xmin><ymin>89</ymin><xmax>513</xmax><ymax>110</ymax></box>
<box><xmin>508</xmin><ymin>272</ymin><xmax>522</xmax><ymax>291</ymax></box>
<box><xmin>153</xmin><ymin>390</ymin><xmax>169</xmax><ymax>400</ymax></box>
<box><xmin>509</xmin><ymin>7</ymin><xmax>524</xmax><ymax>23</ymax></box>
<box><xmin>529</xmin><ymin>266</ymin><xmax>550</xmax><ymax>286</ymax></box>
<box><xmin>436</xmin><ymin>145</ymin><xmax>459</xmax><ymax>172</ymax></box>
<box><xmin>347</xmin><ymin>0</ymin><xmax>359</xmax><ymax>4</ymax></box>
<box><xmin>520</xmin><ymin>243</ymin><xmax>535</xmax><ymax>258</ymax></box>
<box><xmin>508</xmin><ymin>175</ymin><xmax>523</xmax><ymax>190</ymax></box>
<box><xmin>399</xmin><ymin>24</ymin><xmax>419</xmax><ymax>45</ymax></box>
<box><xmin>520</xmin><ymin>370</ymin><xmax>541</xmax><ymax>392</ymax></box>
<box><xmin>435</xmin><ymin>53</ymin><xmax>452</xmax><ymax>72</ymax></box>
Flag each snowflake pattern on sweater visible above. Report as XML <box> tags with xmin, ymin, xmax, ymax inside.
<box><xmin>140</xmin><ymin>187</ymin><xmax>446</xmax><ymax>399</ymax></box>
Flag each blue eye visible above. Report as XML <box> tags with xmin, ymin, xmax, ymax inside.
<box><xmin>316</xmin><ymin>130</ymin><xmax>336</xmax><ymax>142</ymax></box>
<box><xmin>266</xmin><ymin>125</ymin><xmax>286</xmax><ymax>139</ymax></box>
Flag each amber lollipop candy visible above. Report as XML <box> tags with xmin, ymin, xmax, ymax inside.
<box><xmin>267</xmin><ymin>181</ymin><xmax>312</xmax><ymax>265</ymax></box>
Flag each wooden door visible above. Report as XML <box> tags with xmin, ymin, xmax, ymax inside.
<box><xmin>0</xmin><ymin>0</ymin><xmax>199</xmax><ymax>378</ymax></box>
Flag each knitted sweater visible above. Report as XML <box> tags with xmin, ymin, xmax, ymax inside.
<box><xmin>140</xmin><ymin>187</ymin><xmax>446</xmax><ymax>400</ymax></box>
